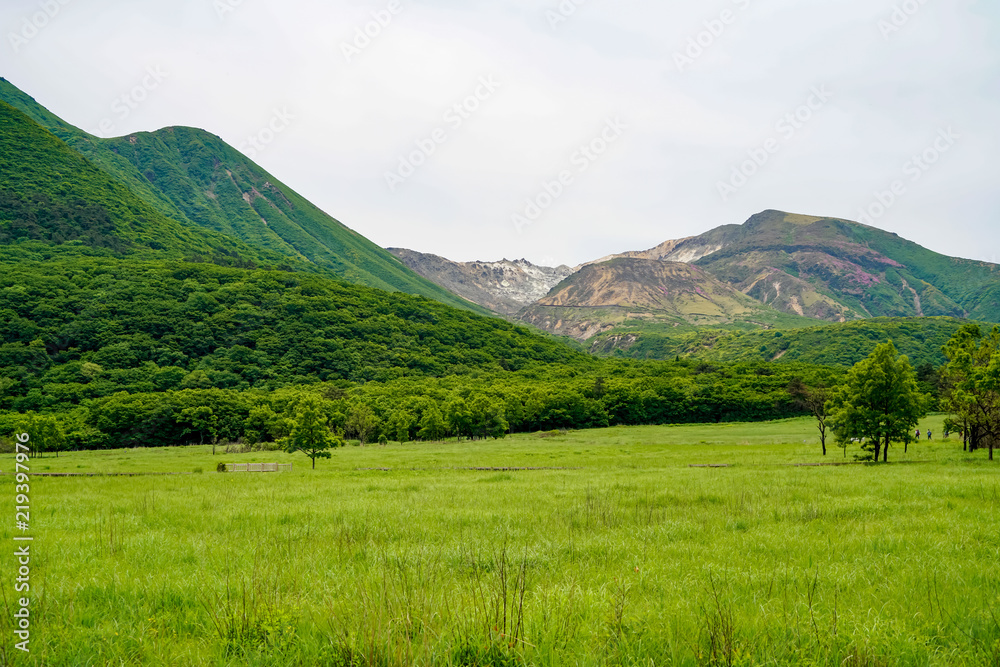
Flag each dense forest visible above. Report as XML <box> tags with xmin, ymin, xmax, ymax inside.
<box><xmin>0</xmin><ymin>257</ymin><xmax>582</xmax><ymax>400</ymax></box>
<box><xmin>590</xmin><ymin>317</ymin><xmax>969</xmax><ymax>368</ymax></box>
<box><xmin>0</xmin><ymin>100</ymin><xmax>279</xmax><ymax>265</ymax></box>
<box><xmin>0</xmin><ymin>255</ymin><xmax>847</xmax><ymax>450</ymax></box>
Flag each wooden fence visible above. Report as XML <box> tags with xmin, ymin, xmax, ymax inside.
<box><xmin>220</xmin><ymin>463</ymin><xmax>292</xmax><ymax>473</ymax></box>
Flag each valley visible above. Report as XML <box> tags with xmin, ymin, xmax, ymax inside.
<box><xmin>0</xmin><ymin>71</ymin><xmax>997</xmax><ymax>667</ymax></box>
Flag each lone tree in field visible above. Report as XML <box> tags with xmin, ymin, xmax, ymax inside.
<box><xmin>788</xmin><ymin>377</ymin><xmax>832</xmax><ymax>455</ymax></box>
<box><xmin>286</xmin><ymin>398</ymin><xmax>342</xmax><ymax>469</ymax></box>
<box><xmin>828</xmin><ymin>341</ymin><xmax>929</xmax><ymax>462</ymax></box>
<box><xmin>943</xmin><ymin>324</ymin><xmax>1000</xmax><ymax>461</ymax></box>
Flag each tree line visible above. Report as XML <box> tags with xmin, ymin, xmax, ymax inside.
<box><xmin>0</xmin><ymin>358</ymin><xmax>832</xmax><ymax>455</ymax></box>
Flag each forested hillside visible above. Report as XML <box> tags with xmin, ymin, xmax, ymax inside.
<box><xmin>0</xmin><ymin>100</ymin><xmax>272</xmax><ymax>264</ymax></box>
<box><xmin>0</xmin><ymin>259</ymin><xmax>583</xmax><ymax>410</ymax></box>
<box><xmin>0</xmin><ymin>78</ymin><xmax>486</xmax><ymax>313</ymax></box>
<box><xmin>590</xmin><ymin>317</ymin><xmax>968</xmax><ymax>368</ymax></box>
<box><xmin>0</xmin><ymin>252</ymin><xmax>844</xmax><ymax>450</ymax></box>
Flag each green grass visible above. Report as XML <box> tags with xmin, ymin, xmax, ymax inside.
<box><xmin>2</xmin><ymin>416</ymin><xmax>999</xmax><ymax>665</ymax></box>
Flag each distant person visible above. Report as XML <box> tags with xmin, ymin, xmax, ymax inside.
<box><xmin>927</xmin><ymin>430</ymin><xmax>932</xmax><ymax>440</ymax></box>
<box><xmin>915</xmin><ymin>429</ymin><xmax>921</xmax><ymax>440</ymax></box>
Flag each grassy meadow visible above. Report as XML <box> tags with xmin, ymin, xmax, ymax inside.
<box><xmin>2</xmin><ymin>415</ymin><xmax>999</xmax><ymax>666</ymax></box>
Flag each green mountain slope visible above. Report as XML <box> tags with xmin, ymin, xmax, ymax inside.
<box><xmin>0</xmin><ymin>77</ymin><xmax>486</xmax><ymax>314</ymax></box>
<box><xmin>0</xmin><ymin>100</ymin><xmax>276</xmax><ymax>264</ymax></box>
<box><xmin>684</xmin><ymin>210</ymin><xmax>999</xmax><ymax>321</ymax></box>
<box><xmin>0</xmin><ymin>78</ymin><xmax>199</xmax><ymax>223</ymax></box>
<box><xmin>0</xmin><ymin>87</ymin><xmax>587</xmax><ymax>411</ymax></box>
<box><xmin>590</xmin><ymin>316</ymin><xmax>970</xmax><ymax>368</ymax></box>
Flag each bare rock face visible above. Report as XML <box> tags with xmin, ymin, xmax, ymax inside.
<box><xmin>581</xmin><ymin>235</ymin><xmax>724</xmax><ymax>267</ymax></box>
<box><xmin>388</xmin><ymin>248</ymin><xmax>573</xmax><ymax>316</ymax></box>
<box><xmin>517</xmin><ymin>258</ymin><xmax>778</xmax><ymax>340</ymax></box>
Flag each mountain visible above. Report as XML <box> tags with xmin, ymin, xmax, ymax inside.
<box><xmin>388</xmin><ymin>249</ymin><xmax>573</xmax><ymax>316</ymax></box>
<box><xmin>385</xmin><ymin>209</ymin><xmax>999</xmax><ymax>354</ymax></box>
<box><xmin>0</xmin><ymin>77</ymin><xmax>486</xmax><ymax>314</ymax></box>
<box><xmin>506</xmin><ymin>209</ymin><xmax>1000</xmax><ymax>345</ymax></box>
<box><xmin>611</xmin><ymin>210</ymin><xmax>1000</xmax><ymax>323</ymax></box>
<box><xmin>0</xmin><ymin>81</ymin><xmax>845</xmax><ymax>454</ymax></box>
<box><xmin>583</xmin><ymin>234</ymin><xmax>724</xmax><ymax>267</ymax></box>
<box><xmin>517</xmin><ymin>258</ymin><xmax>816</xmax><ymax>340</ymax></box>
<box><xmin>0</xmin><ymin>100</ymin><xmax>274</xmax><ymax>264</ymax></box>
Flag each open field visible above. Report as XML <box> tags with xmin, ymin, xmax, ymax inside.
<box><xmin>2</xmin><ymin>416</ymin><xmax>999</xmax><ymax>665</ymax></box>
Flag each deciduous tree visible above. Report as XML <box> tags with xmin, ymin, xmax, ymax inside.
<box><xmin>346</xmin><ymin>403</ymin><xmax>377</xmax><ymax>446</ymax></box>
<box><xmin>21</xmin><ymin>413</ymin><xmax>66</xmax><ymax>457</ymax></box>
<box><xmin>179</xmin><ymin>406</ymin><xmax>218</xmax><ymax>454</ymax></box>
<box><xmin>788</xmin><ymin>377</ymin><xmax>832</xmax><ymax>455</ymax></box>
<box><xmin>387</xmin><ymin>410</ymin><xmax>415</xmax><ymax>444</ymax></box>
<box><xmin>285</xmin><ymin>398</ymin><xmax>341</xmax><ymax>469</ymax></box>
<box><xmin>943</xmin><ymin>324</ymin><xmax>1000</xmax><ymax>461</ymax></box>
<box><xmin>417</xmin><ymin>405</ymin><xmax>446</xmax><ymax>442</ymax></box>
<box><xmin>828</xmin><ymin>342</ymin><xmax>929</xmax><ymax>462</ymax></box>
<box><xmin>446</xmin><ymin>398</ymin><xmax>473</xmax><ymax>441</ymax></box>
<box><xmin>469</xmin><ymin>395</ymin><xmax>509</xmax><ymax>440</ymax></box>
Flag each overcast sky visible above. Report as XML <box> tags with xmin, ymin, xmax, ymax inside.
<box><xmin>2</xmin><ymin>0</ymin><xmax>998</xmax><ymax>267</ymax></box>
